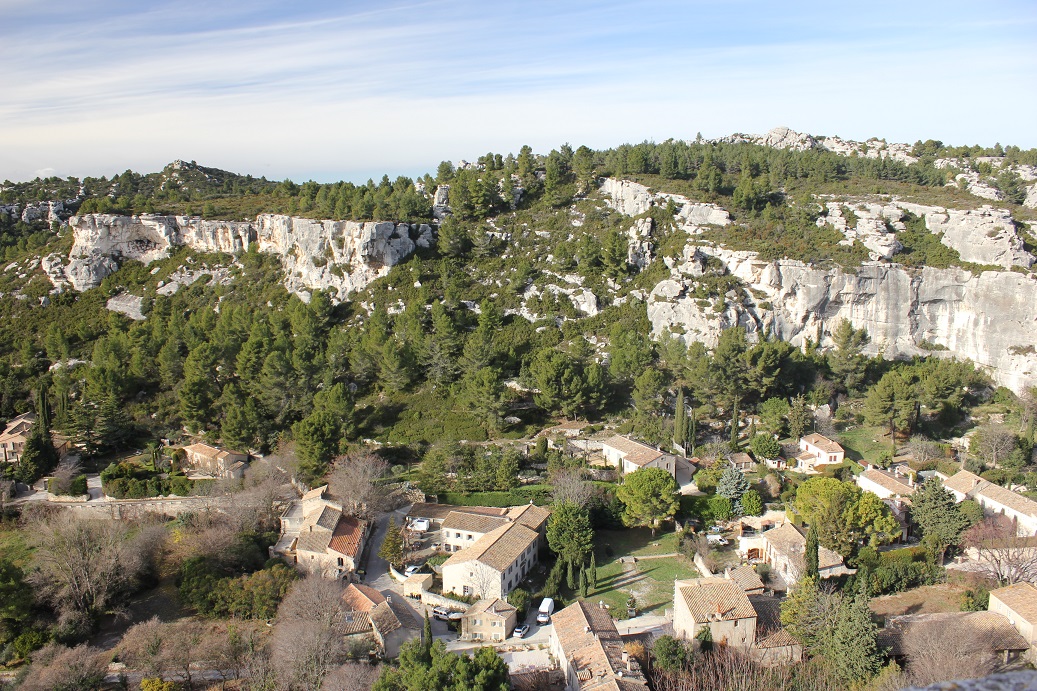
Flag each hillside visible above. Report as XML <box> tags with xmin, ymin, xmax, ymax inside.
<box><xmin>1</xmin><ymin>127</ymin><xmax>1036</xmax><ymax>476</ymax></box>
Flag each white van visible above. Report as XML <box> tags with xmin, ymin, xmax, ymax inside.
<box><xmin>537</xmin><ymin>597</ymin><xmax>555</xmax><ymax>624</ymax></box>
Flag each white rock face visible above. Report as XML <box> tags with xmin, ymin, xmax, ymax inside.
<box><xmin>1026</xmin><ymin>184</ymin><xmax>1037</xmax><ymax>210</ymax></box>
<box><xmin>627</xmin><ymin>217</ymin><xmax>654</xmax><ymax>270</ymax></box>
<box><xmin>896</xmin><ymin>203</ymin><xmax>1033</xmax><ymax>269</ymax></box>
<box><xmin>106</xmin><ymin>293</ymin><xmax>145</xmax><ymax>320</ymax></box>
<box><xmin>818</xmin><ymin>202</ymin><xmax>903</xmax><ymax>260</ymax></box>
<box><xmin>433</xmin><ymin>185</ymin><xmax>451</xmax><ymax>220</ymax></box>
<box><xmin>59</xmin><ymin>214</ymin><xmax>432</xmax><ymax>300</ymax></box>
<box><xmin>599</xmin><ymin>178</ymin><xmax>730</xmax><ymax>232</ymax></box>
<box><xmin>649</xmin><ymin>247</ymin><xmax>1037</xmax><ymax>393</ymax></box>
<box><xmin>41</xmin><ymin>253</ymin><xmax>69</xmax><ymax>290</ymax></box>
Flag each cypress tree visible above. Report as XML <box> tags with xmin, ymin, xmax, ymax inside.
<box><xmin>578</xmin><ymin>567</ymin><xmax>588</xmax><ymax>598</ymax></box>
<box><xmin>805</xmin><ymin>526</ymin><xmax>820</xmax><ymax>580</ymax></box>
<box><xmin>673</xmin><ymin>389</ymin><xmax>686</xmax><ymax>451</ymax></box>
<box><xmin>831</xmin><ymin>584</ymin><xmax>882</xmax><ymax>683</ymax></box>
<box><xmin>588</xmin><ymin>553</ymin><xmax>597</xmax><ymax>592</ymax></box>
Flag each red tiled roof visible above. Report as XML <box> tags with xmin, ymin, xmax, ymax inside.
<box><xmin>328</xmin><ymin>516</ymin><xmax>367</xmax><ymax>559</ymax></box>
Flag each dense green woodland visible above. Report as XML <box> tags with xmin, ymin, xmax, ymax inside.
<box><xmin>2</xmin><ymin>136</ymin><xmax>1036</xmax><ymax>488</ymax></box>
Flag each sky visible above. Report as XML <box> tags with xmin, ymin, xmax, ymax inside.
<box><xmin>1</xmin><ymin>0</ymin><xmax>1035</xmax><ymax>184</ymax></box>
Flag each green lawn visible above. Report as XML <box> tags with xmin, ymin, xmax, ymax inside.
<box><xmin>585</xmin><ymin>528</ymin><xmax>698</xmax><ymax>618</ymax></box>
<box><xmin>0</xmin><ymin>521</ymin><xmax>32</xmax><ymax>568</ymax></box>
<box><xmin>837</xmin><ymin>425</ymin><xmax>894</xmax><ymax>464</ymax></box>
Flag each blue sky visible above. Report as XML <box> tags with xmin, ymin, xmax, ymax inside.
<box><xmin>1</xmin><ymin>0</ymin><xmax>1034</xmax><ymax>184</ymax></box>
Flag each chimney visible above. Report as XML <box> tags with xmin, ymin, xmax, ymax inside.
<box><xmin>584</xmin><ymin>625</ymin><xmax>591</xmax><ymax>632</ymax></box>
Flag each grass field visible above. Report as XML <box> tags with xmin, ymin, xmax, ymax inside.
<box><xmin>869</xmin><ymin>584</ymin><xmax>968</xmax><ymax>621</ymax></box>
<box><xmin>0</xmin><ymin>520</ymin><xmax>32</xmax><ymax>568</ymax></box>
<box><xmin>587</xmin><ymin>528</ymin><xmax>698</xmax><ymax>618</ymax></box>
<box><xmin>837</xmin><ymin>425</ymin><xmax>894</xmax><ymax>464</ymax></box>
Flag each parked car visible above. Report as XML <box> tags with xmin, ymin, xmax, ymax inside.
<box><xmin>537</xmin><ymin>597</ymin><xmax>555</xmax><ymax>624</ymax></box>
<box><xmin>404</xmin><ymin>564</ymin><xmax>424</xmax><ymax>576</ymax></box>
<box><xmin>514</xmin><ymin>623</ymin><xmax>530</xmax><ymax>638</ymax></box>
<box><xmin>708</xmin><ymin>525</ymin><xmax>723</xmax><ymax>534</ymax></box>
<box><xmin>706</xmin><ymin>535</ymin><xmax>729</xmax><ymax>546</ymax></box>
<box><xmin>432</xmin><ymin>606</ymin><xmax>452</xmax><ymax>621</ymax></box>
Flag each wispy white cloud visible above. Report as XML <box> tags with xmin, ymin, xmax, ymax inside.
<box><xmin>1</xmin><ymin>0</ymin><xmax>1035</xmax><ymax>182</ymax></box>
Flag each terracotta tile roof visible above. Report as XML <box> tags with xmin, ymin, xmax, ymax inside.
<box><xmin>602</xmin><ymin>435</ymin><xmax>665</xmax><ymax>467</ymax></box>
<box><xmin>801</xmin><ymin>433</ymin><xmax>843</xmax><ymax>454</ymax></box>
<box><xmin>763</xmin><ymin>523</ymin><xmax>843</xmax><ymax>570</ymax></box>
<box><xmin>990</xmin><ymin>582</ymin><xmax>1037</xmax><ymax>623</ymax></box>
<box><xmin>371</xmin><ymin>598</ymin><xmax>418</xmax><ymax>636</ymax></box>
<box><xmin>727</xmin><ymin>564</ymin><xmax>765</xmax><ymax>593</ymax></box>
<box><xmin>728</xmin><ymin>452</ymin><xmax>754</xmax><ymax>468</ymax></box>
<box><xmin>878</xmin><ymin>612</ymin><xmax>1030</xmax><ymax>656</ymax></box>
<box><xmin>341</xmin><ymin>610</ymin><xmax>373</xmax><ymax>635</ymax></box>
<box><xmin>341</xmin><ymin>583</ymin><xmax>385</xmax><ymax>612</ymax></box>
<box><xmin>859</xmin><ymin>468</ymin><xmax>916</xmax><ymax>496</ymax></box>
<box><xmin>551</xmin><ymin>601</ymin><xmax>647</xmax><ymax>690</ymax></box>
<box><xmin>976</xmin><ymin>483</ymin><xmax>1037</xmax><ymax>520</ymax></box>
<box><xmin>756</xmin><ymin>628</ymin><xmax>798</xmax><ymax>649</ymax></box>
<box><xmin>748</xmin><ymin>594</ymin><xmax>782</xmax><ymax>634</ymax></box>
<box><xmin>464</xmin><ymin>598</ymin><xmax>516</xmax><ymax>618</ymax></box>
<box><xmin>942</xmin><ymin>470</ymin><xmax>985</xmax><ymax>496</ymax></box>
<box><xmin>677</xmin><ymin>577</ymin><xmax>757</xmax><ymax>622</ymax></box>
<box><xmin>442</xmin><ymin>511</ymin><xmax>510</xmax><ymax>534</ymax></box>
<box><xmin>301</xmin><ymin>484</ymin><xmax>329</xmax><ymax>501</ymax></box>
<box><xmin>507</xmin><ymin>503</ymin><xmax>552</xmax><ymax>531</ymax></box>
<box><xmin>443</xmin><ymin>522</ymin><xmax>539</xmax><ymax>572</ymax></box>
<box><xmin>328</xmin><ymin>516</ymin><xmax>366</xmax><ymax>559</ymax></box>
<box><xmin>296</xmin><ymin>504</ymin><xmax>343</xmax><ymax>554</ymax></box>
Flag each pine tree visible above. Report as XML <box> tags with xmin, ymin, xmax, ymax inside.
<box><xmin>716</xmin><ymin>465</ymin><xmax>750</xmax><ymax>514</ymax></box>
<box><xmin>379</xmin><ymin>517</ymin><xmax>404</xmax><ymax>569</ymax></box>
<box><xmin>805</xmin><ymin>526</ymin><xmax>820</xmax><ymax>580</ymax></box>
<box><xmin>15</xmin><ymin>417</ymin><xmax>58</xmax><ymax>484</ymax></box>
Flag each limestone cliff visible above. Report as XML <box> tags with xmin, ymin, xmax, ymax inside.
<box><xmin>58</xmin><ymin>213</ymin><xmax>432</xmax><ymax>300</ymax></box>
<box><xmin>649</xmin><ymin>245</ymin><xmax>1037</xmax><ymax>392</ymax></box>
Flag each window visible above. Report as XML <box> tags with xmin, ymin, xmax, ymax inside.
<box><xmin>455</xmin><ymin>532</ymin><xmax>461</xmax><ymax>538</ymax></box>
<box><xmin>337</xmin><ymin>558</ymin><xmax>344</xmax><ymax>567</ymax></box>
<box><xmin>463</xmin><ymin>586</ymin><xmax>473</xmax><ymax>596</ymax></box>
<box><xmin>467</xmin><ymin>534</ymin><xmax>474</xmax><ymax>541</ymax></box>
<box><xmin>474</xmin><ymin>619</ymin><xmax>482</xmax><ymax>626</ymax></box>
<box><xmin>493</xmin><ymin>633</ymin><xmax>501</xmax><ymax>641</ymax></box>
<box><xmin>492</xmin><ymin>620</ymin><xmax>500</xmax><ymax>627</ymax></box>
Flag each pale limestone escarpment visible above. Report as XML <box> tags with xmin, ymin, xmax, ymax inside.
<box><xmin>58</xmin><ymin>214</ymin><xmax>432</xmax><ymax>300</ymax></box>
<box><xmin>599</xmin><ymin>178</ymin><xmax>730</xmax><ymax>231</ymax></box>
<box><xmin>819</xmin><ymin>202</ymin><xmax>903</xmax><ymax>260</ymax></box>
<box><xmin>896</xmin><ymin>203</ymin><xmax>1033</xmax><ymax>270</ymax></box>
<box><xmin>41</xmin><ymin>253</ymin><xmax>69</xmax><ymax>290</ymax></box>
<box><xmin>648</xmin><ymin>246</ymin><xmax>1037</xmax><ymax>392</ymax></box>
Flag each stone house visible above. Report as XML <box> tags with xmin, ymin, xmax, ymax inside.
<box><xmin>549</xmin><ymin>600</ymin><xmax>648</xmax><ymax>691</ymax></box>
<box><xmin>272</xmin><ymin>485</ymin><xmax>369</xmax><ymax>580</ymax></box>
<box><xmin>988</xmin><ymin>582</ymin><xmax>1037</xmax><ymax>661</ymax></box>
<box><xmin>943</xmin><ymin>470</ymin><xmax>1037</xmax><ymax>537</ymax></box>
<box><xmin>441</xmin><ymin>503</ymin><xmax>550</xmax><ymax>554</ymax></box>
<box><xmin>442</xmin><ymin>521</ymin><xmax>541</xmax><ymax>600</ymax></box>
<box><xmin>737</xmin><ymin>522</ymin><xmax>852</xmax><ymax>587</ymax></box>
<box><xmin>601</xmin><ymin>435</ymin><xmax>678</xmax><ymax>478</ymax></box>
<box><xmin>795</xmin><ymin>433</ymin><xmax>845</xmax><ymax>473</ymax></box>
<box><xmin>673</xmin><ymin>577</ymin><xmax>757</xmax><ymax>649</ymax></box>
<box><xmin>406</xmin><ymin>502</ymin><xmax>509</xmax><ymax>530</ymax></box>
<box><xmin>460</xmin><ymin>598</ymin><xmax>518</xmax><ymax>642</ymax></box>
<box><xmin>181</xmin><ymin>442</ymin><xmax>248</xmax><ymax>479</ymax></box>
<box><xmin>878</xmin><ymin>611</ymin><xmax>1030</xmax><ymax>665</ymax></box>
<box><xmin>728</xmin><ymin>452</ymin><xmax>755</xmax><ymax>472</ymax></box>
<box><xmin>0</xmin><ymin>412</ymin><xmax>70</xmax><ymax>463</ymax></box>
<box><xmin>340</xmin><ymin>583</ymin><xmax>420</xmax><ymax>658</ymax></box>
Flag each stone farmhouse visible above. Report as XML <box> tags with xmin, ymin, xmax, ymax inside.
<box><xmin>856</xmin><ymin>466</ymin><xmax>916</xmax><ymax>500</ymax></box>
<box><xmin>440</xmin><ymin>503</ymin><xmax>551</xmax><ymax>554</ymax></box>
<box><xmin>878</xmin><ymin>611</ymin><xmax>1031</xmax><ymax>666</ymax></box>
<box><xmin>794</xmin><ymin>433</ymin><xmax>844</xmax><ymax>474</ymax></box>
<box><xmin>738</xmin><ymin>522</ymin><xmax>852</xmax><ymax>587</ymax></box>
<box><xmin>673</xmin><ymin>577</ymin><xmax>757</xmax><ymax>649</ymax></box>
<box><xmin>442</xmin><ymin>520</ymin><xmax>542</xmax><ymax>600</ymax></box>
<box><xmin>460</xmin><ymin>597</ymin><xmax>518</xmax><ymax>642</ymax></box>
<box><xmin>988</xmin><ymin>582</ymin><xmax>1037</xmax><ymax>661</ymax></box>
<box><xmin>181</xmin><ymin>442</ymin><xmax>248</xmax><ymax>479</ymax></box>
<box><xmin>549</xmin><ymin>600</ymin><xmax>648</xmax><ymax>691</ymax></box>
<box><xmin>943</xmin><ymin>470</ymin><xmax>1037</xmax><ymax>537</ymax></box>
<box><xmin>340</xmin><ymin>583</ymin><xmax>420</xmax><ymax>658</ymax></box>
<box><xmin>271</xmin><ymin>485</ymin><xmax>369</xmax><ymax>580</ymax></box>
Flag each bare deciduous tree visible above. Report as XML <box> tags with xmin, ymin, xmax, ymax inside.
<box><xmin>905</xmin><ymin>436</ymin><xmax>943</xmax><ymax>465</ymax></box>
<box><xmin>901</xmin><ymin>618</ymin><xmax>1003</xmax><ymax>686</ymax></box>
<box><xmin>961</xmin><ymin>516</ymin><xmax>1037</xmax><ymax>585</ymax></box>
<box><xmin>970</xmin><ymin>424</ymin><xmax>1017</xmax><ymax>468</ymax></box>
<box><xmin>119</xmin><ymin>617</ymin><xmax>216</xmax><ymax>688</ymax></box>
<box><xmin>328</xmin><ymin>452</ymin><xmax>389</xmax><ymax>520</ymax></box>
<box><xmin>271</xmin><ymin>619</ymin><xmax>347</xmax><ymax>690</ymax></box>
<box><xmin>277</xmin><ymin>576</ymin><xmax>346</xmax><ymax>630</ymax></box>
<box><xmin>18</xmin><ymin>642</ymin><xmax>108</xmax><ymax>691</ymax></box>
<box><xmin>652</xmin><ymin>647</ymin><xmax>844</xmax><ymax>691</ymax></box>
<box><xmin>48</xmin><ymin>457</ymin><xmax>82</xmax><ymax>496</ymax></box>
<box><xmin>321</xmin><ymin>662</ymin><xmax>381</xmax><ymax>691</ymax></box>
<box><xmin>550</xmin><ymin>469</ymin><xmax>596</xmax><ymax>508</ymax></box>
<box><xmin>28</xmin><ymin>513</ymin><xmax>147</xmax><ymax>622</ymax></box>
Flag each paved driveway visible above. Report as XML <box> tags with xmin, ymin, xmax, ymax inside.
<box><xmin>361</xmin><ymin>507</ymin><xmax>411</xmax><ymax>592</ymax></box>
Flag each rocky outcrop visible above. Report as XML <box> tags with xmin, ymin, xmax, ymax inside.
<box><xmin>648</xmin><ymin>246</ymin><xmax>1037</xmax><ymax>392</ymax></box>
<box><xmin>715</xmin><ymin>126</ymin><xmax>918</xmax><ymax>163</ymax></box>
<box><xmin>627</xmin><ymin>217</ymin><xmax>654</xmax><ymax>270</ymax></box>
<box><xmin>819</xmin><ymin>202</ymin><xmax>903</xmax><ymax>260</ymax></box>
<box><xmin>106</xmin><ymin>293</ymin><xmax>145</xmax><ymax>320</ymax></box>
<box><xmin>599</xmin><ymin>178</ymin><xmax>731</xmax><ymax>232</ymax></box>
<box><xmin>1</xmin><ymin>200</ymin><xmax>72</xmax><ymax>224</ymax></box>
<box><xmin>895</xmin><ymin>203</ymin><xmax>1032</xmax><ymax>270</ymax></box>
<box><xmin>58</xmin><ymin>213</ymin><xmax>433</xmax><ymax>300</ymax></box>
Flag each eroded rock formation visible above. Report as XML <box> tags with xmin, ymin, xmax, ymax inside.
<box><xmin>58</xmin><ymin>213</ymin><xmax>433</xmax><ymax>300</ymax></box>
